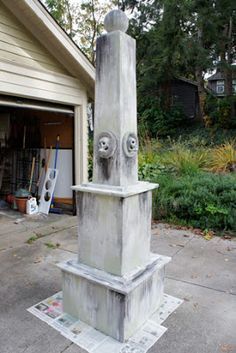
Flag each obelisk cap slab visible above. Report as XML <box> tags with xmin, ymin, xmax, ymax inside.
<box><xmin>72</xmin><ymin>181</ymin><xmax>159</xmax><ymax>198</ymax></box>
<box><xmin>104</xmin><ymin>9</ymin><xmax>129</xmax><ymax>33</ymax></box>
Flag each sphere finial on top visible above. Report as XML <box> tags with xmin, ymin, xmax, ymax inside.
<box><xmin>104</xmin><ymin>9</ymin><xmax>129</xmax><ymax>33</ymax></box>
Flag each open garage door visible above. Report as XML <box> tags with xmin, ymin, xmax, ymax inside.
<box><xmin>0</xmin><ymin>95</ymin><xmax>75</xmax><ymax>214</ymax></box>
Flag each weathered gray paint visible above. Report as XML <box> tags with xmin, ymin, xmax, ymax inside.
<box><xmin>104</xmin><ymin>9</ymin><xmax>129</xmax><ymax>33</ymax></box>
<box><xmin>76</xmin><ymin>189</ymin><xmax>152</xmax><ymax>276</ymax></box>
<box><xmin>93</xmin><ymin>30</ymin><xmax>138</xmax><ymax>186</ymax></box>
<box><xmin>59</xmin><ymin>254</ymin><xmax>170</xmax><ymax>341</ymax></box>
<box><xmin>59</xmin><ymin>10</ymin><xmax>170</xmax><ymax>343</ymax></box>
<box><xmin>72</xmin><ymin>181</ymin><xmax>157</xmax><ymax>198</ymax></box>
<box><xmin>59</xmin><ymin>254</ymin><xmax>170</xmax><ymax>295</ymax></box>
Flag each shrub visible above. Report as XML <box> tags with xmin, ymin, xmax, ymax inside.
<box><xmin>159</xmin><ymin>141</ymin><xmax>210</xmax><ymax>175</ymax></box>
<box><xmin>151</xmin><ymin>172</ymin><xmax>236</xmax><ymax>231</ymax></box>
<box><xmin>208</xmin><ymin>141</ymin><xmax>236</xmax><ymax>173</ymax></box>
<box><xmin>138</xmin><ymin>95</ymin><xmax>187</xmax><ymax>137</ymax></box>
<box><xmin>138</xmin><ymin>142</ymin><xmax>167</xmax><ymax>180</ymax></box>
<box><xmin>168</xmin><ymin>123</ymin><xmax>236</xmax><ymax>147</ymax></box>
<box><xmin>204</xmin><ymin>94</ymin><xmax>236</xmax><ymax>129</ymax></box>
<box><xmin>139</xmin><ymin>137</ymin><xmax>162</xmax><ymax>164</ymax></box>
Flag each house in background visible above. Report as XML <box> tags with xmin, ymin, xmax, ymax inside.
<box><xmin>207</xmin><ymin>70</ymin><xmax>236</xmax><ymax>96</ymax></box>
<box><xmin>0</xmin><ymin>0</ymin><xmax>95</xmax><ymax>210</ymax></box>
<box><xmin>170</xmin><ymin>77</ymin><xmax>199</xmax><ymax>119</ymax></box>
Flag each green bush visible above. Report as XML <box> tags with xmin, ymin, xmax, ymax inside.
<box><xmin>138</xmin><ymin>138</ymin><xmax>236</xmax><ymax>231</ymax></box>
<box><xmin>138</xmin><ymin>95</ymin><xmax>187</xmax><ymax>137</ymax></box>
<box><xmin>166</xmin><ymin>123</ymin><xmax>236</xmax><ymax>147</ymax></box>
<box><xmin>151</xmin><ymin>172</ymin><xmax>236</xmax><ymax>231</ymax></box>
<box><xmin>204</xmin><ymin>94</ymin><xmax>236</xmax><ymax>129</ymax></box>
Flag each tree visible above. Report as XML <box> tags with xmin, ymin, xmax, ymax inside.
<box><xmin>123</xmin><ymin>0</ymin><xmax>193</xmax><ymax>119</ymax></box>
<box><xmin>42</xmin><ymin>0</ymin><xmax>114</xmax><ymax>64</ymax></box>
<box><xmin>43</xmin><ymin>0</ymin><xmax>236</xmax><ymax>126</ymax></box>
<box><xmin>75</xmin><ymin>0</ymin><xmax>114</xmax><ymax>64</ymax></box>
<box><xmin>188</xmin><ymin>0</ymin><xmax>236</xmax><ymax>119</ymax></box>
<box><xmin>42</xmin><ymin>0</ymin><xmax>77</xmax><ymax>38</ymax></box>
<box><xmin>214</xmin><ymin>1</ymin><xmax>236</xmax><ymax>95</ymax></box>
<box><xmin>214</xmin><ymin>0</ymin><xmax>236</xmax><ymax>120</ymax></box>
<box><xmin>123</xmin><ymin>0</ymin><xmax>236</xmax><ymax>126</ymax></box>
<box><xmin>186</xmin><ymin>1</ymin><xmax>218</xmax><ymax>119</ymax></box>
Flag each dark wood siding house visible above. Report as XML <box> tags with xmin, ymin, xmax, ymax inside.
<box><xmin>170</xmin><ymin>77</ymin><xmax>199</xmax><ymax>119</ymax></box>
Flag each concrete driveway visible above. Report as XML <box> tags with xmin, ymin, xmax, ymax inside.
<box><xmin>0</xmin><ymin>212</ymin><xmax>235</xmax><ymax>353</ymax></box>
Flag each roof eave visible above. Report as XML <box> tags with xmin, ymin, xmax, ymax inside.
<box><xmin>1</xmin><ymin>0</ymin><xmax>95</xmax><ymax>98</ymax></box>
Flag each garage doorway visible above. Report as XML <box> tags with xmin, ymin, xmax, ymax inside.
<box><xmin>0</xmin><ymin>95</ymin><xmax>75</xmax><ymax>215</ymax></box>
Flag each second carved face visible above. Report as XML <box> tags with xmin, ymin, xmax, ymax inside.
<box><xmin>123</xmin><ymin>132</ymin><xmax>138</xmax><ymax>157</ymax></box>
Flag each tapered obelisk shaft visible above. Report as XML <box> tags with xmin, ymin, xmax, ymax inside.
<box><xmin>93</xmin><ymin>10</ymin><xmax>138</xmax><ymax>186</ymax></box>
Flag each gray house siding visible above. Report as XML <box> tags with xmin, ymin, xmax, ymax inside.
<box><xmin>208</xmin><ymin>80</ymin><xmax>217</xmax><ymax>93</ymax></box>
<box><xmin>207</xmin><ymin>70</ymin><xmax>236</xmax><ymax>96</ymax></box>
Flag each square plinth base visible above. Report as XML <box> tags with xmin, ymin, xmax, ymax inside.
<box><xmin>58</xmin><ymin>254</ymin><xmax>170</xmax><ymax>342</ymax></box>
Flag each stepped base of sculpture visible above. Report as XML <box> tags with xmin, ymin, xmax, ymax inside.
<box><xmin>58</xmin><ymin>254</ymin><xmax>171</xmax><ymax>342</ymax></box>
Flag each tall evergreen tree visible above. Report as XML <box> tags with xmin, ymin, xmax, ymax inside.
<box><xmin>124</xmin><ymin>0</ymin><xmax>236</xmax><ymax>122</ymax></box>
<box><xmin>214</xmin><ymin>0</ymin><xmax>236</xmax><ymax>100</ymax></box>
<box><xmin>43</xmin><ymin>0</ymin><xmax>236</xmax><ymax>126</ymax></box>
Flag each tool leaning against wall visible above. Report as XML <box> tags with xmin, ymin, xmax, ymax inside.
<box><xmin>49</xmin><ymin>135</ymin><xmax>62</xmax><ymax>214</ymax></box>
<box><xmin>38</xmin><ymin>135</ymin><xmax>60</xmax><ymax>215</ymax></box>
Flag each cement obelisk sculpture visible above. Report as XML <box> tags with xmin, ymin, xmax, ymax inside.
<box><xmin>59</xmin><ymin>9</ymin><xmax>171</xmax><ymax>342</ymax></box>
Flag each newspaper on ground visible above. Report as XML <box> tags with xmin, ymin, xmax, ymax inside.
<box><xmin>150</xmin><ymin>293</ymin><xmax>183</xmax><ymax>324</ymax></box>
<box><xmin>27</xmin><ymin>292</ymin><xmax>183</xmax><ymax>353</ymax></box>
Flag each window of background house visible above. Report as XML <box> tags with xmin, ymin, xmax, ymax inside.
<box><xmin>232</xmin><ymin>79</ymin><xmax>236</xmax><ymax>94</ymax></box>
<box><xmin>216</xmin><ymin>80</ymin><xmax>225</xmax><ymax>94</ymax></box>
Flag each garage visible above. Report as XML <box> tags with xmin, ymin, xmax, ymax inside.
<box><xmin>0</xmin><ymin>0</ymin><xmax>95</xmax><ymax>214</ymax></box>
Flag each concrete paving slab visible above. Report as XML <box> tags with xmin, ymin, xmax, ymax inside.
<box><xmin>27</xmin><ymin>215</ymin><xmax>77</xmax><ymax>237</ymax></box>
<box><xmin>0</xmin><ymin>221</ymin><xmax>235</xmax><ymax>353</ymax></box>
<box><xmin>0</xmin><ymin>244</ymin><xmax>76</xmax><ymax>353</ymax></box>
<box><xmin>62</xmin><ymin>344</ymin><xmax>86</xmax><ymax>353</ymax></box>
<box><xmin>0</xmin><ymin>210</ymin><xmax>64</xmax><ymax>233</ymax></box>
<box><xmin>0</xmin><ymin>229</ymin><xmax>35</xmax><ymax>251</ymax></box>
<box><xmin>149</xmin><ymin>278</ymin><xmax>236</xmax><ymax>353</ymax></box>
<box><xmin>166</xmin><ymin>235</ymin><xmax>236</xmax><ymax>294</ymax></box>
<box><xmin>151</xmin><ymin>223</ymin><xmax>195</xmax><ymax>257</ymax></box>
<box><xmin>38</xmin><ymin>227</ymin><xmax>78</xmax><ymax>254</ymax></box>
<box><xmin>0</xmin><ymin>214</ymin><xmax>77</xmax><ymax>251</ymax></box>
<box><xmin>0</xmin><ymin>215</ymin><xmax>27</xmax><ymax>236</ymax></box>
<box><xmin>1</xmin><ymin>321</ymin><xmax>72</xmax><ymax>353</ymax></box>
